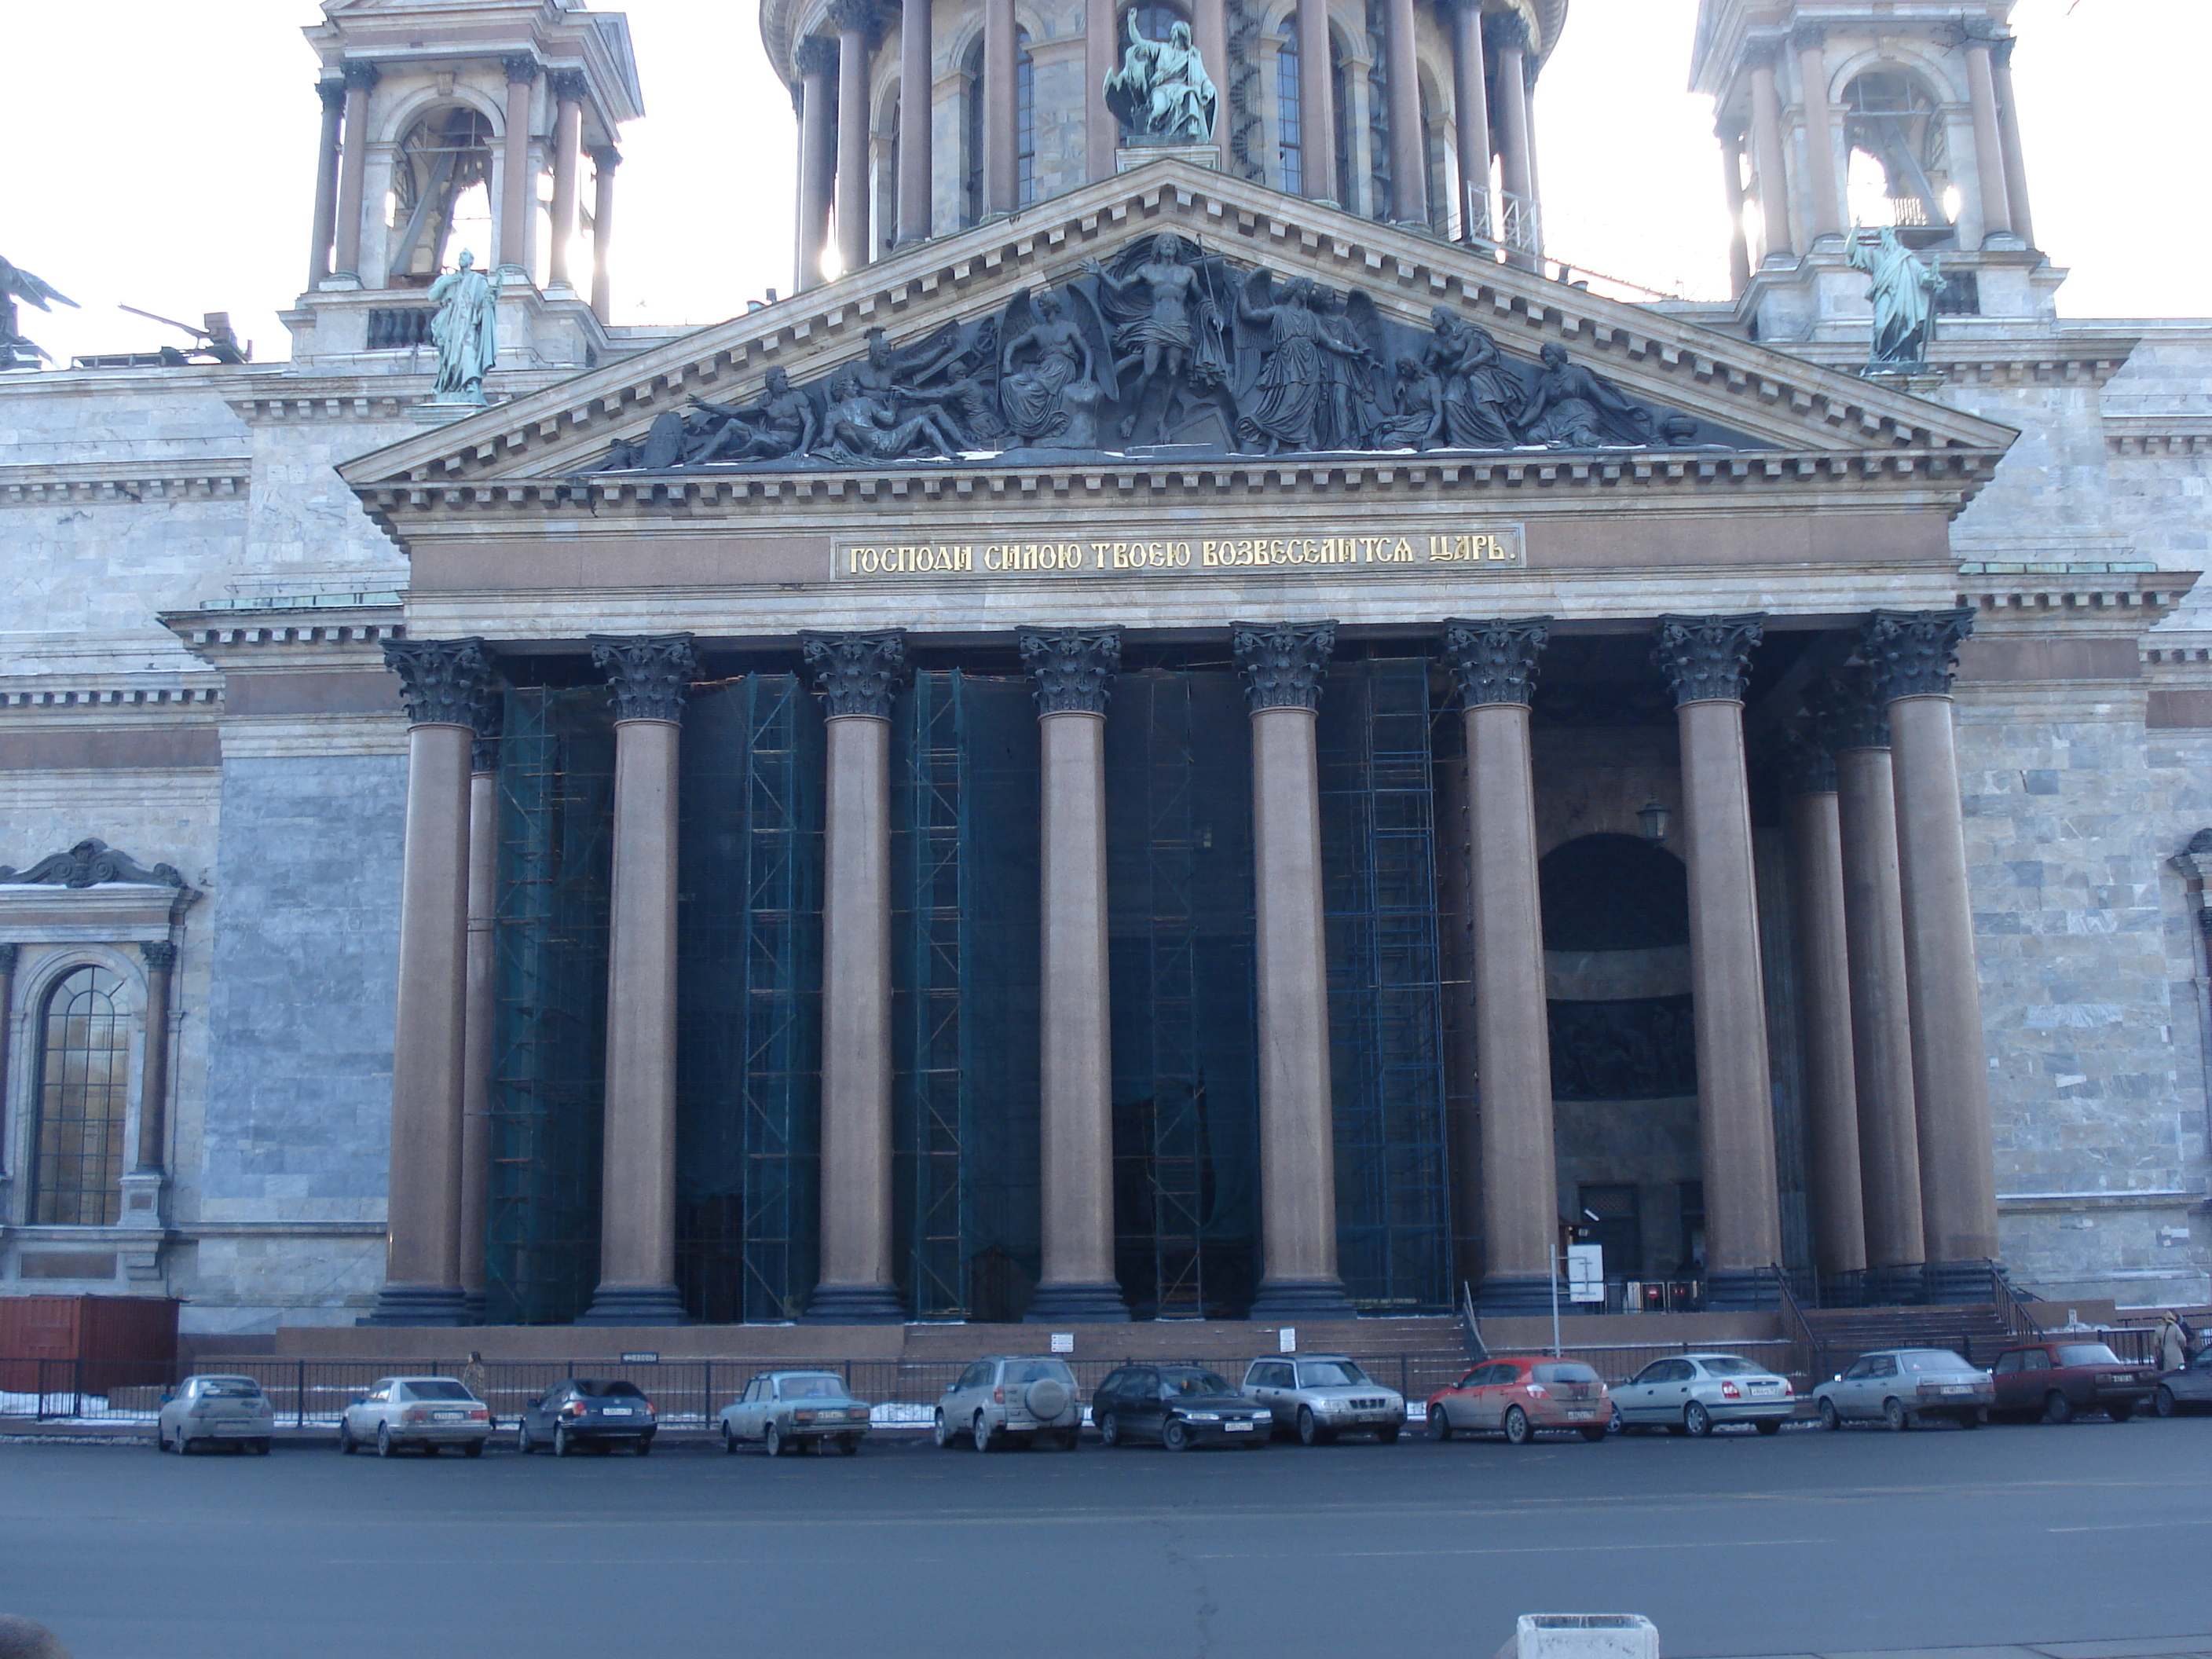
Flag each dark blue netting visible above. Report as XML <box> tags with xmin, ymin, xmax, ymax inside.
<box><xmin>487</xmin><ymin>687</ymin><xmax>614</xmax><ymax>1324</ymax></box>
<box><xmin>675</xmin><ymin>676</ymin><xmax>826</xmax><ymax>1323</ymax></box>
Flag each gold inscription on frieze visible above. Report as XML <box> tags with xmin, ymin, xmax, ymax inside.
<box><xmin>834</xmin><ymin>526</ymin><xmax>1523</xmax><ymax>580</ymax></box>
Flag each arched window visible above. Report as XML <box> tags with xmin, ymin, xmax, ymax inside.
<box><xmin>1276</xmin><ymin>19</ymin><xmax>1303</xmax><ymax>194</ymax></box>
<box><xmin>388</xmin><ymin>107</ymin><xmax>496</xmax><ymax>285</ymax></box>
<box><xmin>961</xmin><ymin>30</ymin><xmax>1036</xmax><ymax>228</ymax></box>
<box><xmin>30</xmin><ymin>965</ymin><xmax>131</xmax><ymax>1227</ymax></box>
<box><xmin>1842</xmin><ymin>70</ymin><xmax>1954</xmax><ymax>233</ymax></box>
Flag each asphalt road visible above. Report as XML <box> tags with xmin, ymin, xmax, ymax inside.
<box><xmin>4</xmin><ymin>1413</ymin><xmax>2209</xmax><ymax>1659</ymax></box>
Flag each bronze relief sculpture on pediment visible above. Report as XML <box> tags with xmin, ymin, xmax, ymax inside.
<box><xmin>587</xmin><ymin>236</ymin><xmax>1740</xmax><ymax>474</ymax></box>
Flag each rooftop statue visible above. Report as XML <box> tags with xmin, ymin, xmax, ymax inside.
<box><xmin>427</xmin><ymin>249</ymin><xmax>501</xmax><ymax>404</ymax></box>
<box><xmin>1</xmin><ymin>255</ymin><xmax>79</xmax><ymax>366</ymax></box>
<box><xmin>1848</xmin><ymin>225</ymin><xmax>1943</xmax><ymax>369</ymax></box>
<box><xmin>1103</xmin><ymin>14</ymin><xmax>1218</xmax><ymax>144</ymax></box>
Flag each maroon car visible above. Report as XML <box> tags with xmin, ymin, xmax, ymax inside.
<box><xmin>1990</xmin><ymin>1341</ymin><xmax>2156</xmax><ymax>1423</ymax></box>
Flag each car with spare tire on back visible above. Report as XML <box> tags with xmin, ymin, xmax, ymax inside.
<box><xmin>935</xmin><ymin>1356</ymin><xmax>1082</xmax><ymax>1450</ymax></box>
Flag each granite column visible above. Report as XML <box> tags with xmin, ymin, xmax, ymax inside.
<box><xmin>1384</xmin><ymin>0</ymin><xmax>1426</xmax><ymax>225</ymax></box>
<box><xmin>804</xmin><ymin>631</ymin><xmax>910</xmax><ymax>1322</ymax></box>
<box><xmin>1448</xmin><ymin>0</ymin><xmax>1493</xmax><ymax>244</ymax></box>
<box><xmin>896</xmin><ymin>0</ymin><xmax>933</xmax><ymax>243</ymax></box>
<box><xmin>499</xmin><ymin>56</ymin><xmax>540</xmax><ymax>277</ymax></box>
<box><xmin>579</xmin><ymin>635</ymin><xmax>697</xmax><ymax>1325</ymax></box>
<box><xmin>796</xmin><ymin>39</ymin><xmax>838</xmax><ymax>291</ymax></box>
<box><xmin>1990</xmin><ymin>37</ymin><xmax>2035</xmax><ymax>250</ymax></box>
<box><xmin>1791</xmin><ymin>24</ymin><xmax>1843</xmax><ymax>244</ymax></box>
<box><xmin>547</xmin><ymin>71</ymin><xmax>587</xmax><ymax>290</ymax></box>
<box><xmin>1298</xmin><ymin>0</ymin><xmax>1339</xmax><ymax>204</ymax></box>
<box><xmin>588</xmin><ymin>145</ymin><xmax>620</xmax><ymax>319</ymax></box>
<box><xmin>131</xmin><ymin>943</ymin><xmax>178</xmax><ymax>1178</ymax></box>
<box><xmin>1749</xmin><ymin>47</ymin><xmax>1792</xmax><ymax>262</ymax></box>
<box><xmin>1963</xmin><ymin>31</ymin><xmax>2014</xmax><ymax>244</ymax></box>
<box><xmin>457</xmin><ymin>727</ymin><xmax>501</xmax><ymax>1322</ymax></box>
<box><xmin>834</xmin><ymin>0</ymin><xmax>875</xmax><ymax>273</ymax></box>
<box><xmin>331</xmin><ymin>61</ymin><xmax>379</xmax><ymax>281</ymax></box>
<box><xmin>1489</xmin><ymin>13</ymin><xmax>1536</xmax><ymax>266</ymax></box>
<box><xmin>983</xmin><ymin>0</ymin><xmax>1018</xmax><ymax>214</ymax></box>
<box><xmin>309</xmin><ymin>79</ymin><xmax>346</xmax><ymax>287</ymax></box>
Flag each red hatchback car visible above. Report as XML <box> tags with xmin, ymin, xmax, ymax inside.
<box><xmin>1426</xmin><ymin>1356</ymin><xmax>1615</xmax><ymax>1445</ymax></box>
<box><xmin>1990</xmin><ymin>1340</ymin><xmax>2157</xmax><ymax>1423</ymax></box>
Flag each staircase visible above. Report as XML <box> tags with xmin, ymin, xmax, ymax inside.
<box><xmin>1798</xmin><ymin>1303</ymin><xmax>2024</xmax><ymax>1378</ymax></box>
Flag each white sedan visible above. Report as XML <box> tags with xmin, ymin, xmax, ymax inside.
<box><xmin>1610</xmin><ymin>1353</ymin><xmax>1795</xmax><ymax>1436</ymax></box>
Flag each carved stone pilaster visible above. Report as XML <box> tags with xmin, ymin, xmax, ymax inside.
<box><xmin>1483</xmin><ymin>10</ymin><xmax>1530</xmax><ymax>54</ymax></box>
<box><xmin>588</xmin><ymin>143</ymin><xmax>622</xmax><ymax>172</ymax></box>
<box><xmin>1789</xmin><ymin>22</ymin><xmax>1826</xmax><ymax>53</ymax></box>
<box><xmin>550</xmin><ymin>68</ymin><xmax>591</xmax><ymax>103</ymax></box>
<box><xmin>340</xmin><ymin>60</ymin><xmax>380</xmax><ymax>92</ymax></box>
<box><xmin>1232</xmin><ymin>621</ymin><xmax>1335</xmax><ymax>712</ymax></box>
<box><xmin>588</xmin><ymin>633</ymin><xmax>698</xmax><ymax>723</ymax></box>
<box><xmin>1019</xmin><ymin>627</ymin><xmax>1122</xmax><ymax>716</ymax></box>
<box><xmin>801</xmin><ymin>629</ymin><xmax>909</xmax><ymax>720</ymax></box>
<box><xmin>1442</xmin><ymin>617</ymin><xmax>1551</xmax><ymax>709</ymax></box>
<box><xmin>1862</xmin><ymin>607</ymin><xmax>1974</xmax><ymax>702</ymax></box>
<box><xmin>0</xmin><ymin>943</ymin><xmax>19</xmax><ymax>973</ymax></box>
<box><xmin>0</xmin><ymin>840</ymin><xmax>189</xmax><ymax>889</ymax></box>
<box><xmin>1775</xmin><ymin>722</ymin><xmax>1837</xmax><ymax>796</ymax></box>
<box><xmin>138</xmin><ymin>940</ymin><xmax>179</xmax><ymax>973</ymax></box>
<box><xmin>384</xmin><ymin>638</ymin><xmax>493</xmax><ymax>729</ymax></box>
<box><xmin>471</xmin><ymin>726</ymin><xmax>501</xmax><ymax>776</ymax></box>
<box><xmin>1810</xmin><ymin>668</ymin><xmax>1889</xmax><ymax>752</ymax></box>
<box><xmin>1652</xmin><ymin>613</ymin><xmax>1765</xmax><ymax>705</ymax></box>
<box><xmin>796</xmin><ymin>36</ymin><xmax>839</xmax><ymax>77</ymax></box>
<box><xmin>317</xmin><ymin>78</ymin><xmax>348</xmax><ymax>112</ymax></box>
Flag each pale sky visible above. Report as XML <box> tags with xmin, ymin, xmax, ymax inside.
<box><xmin>4</xmin><ymin>0</ymin><xmax>2204</xmax><ymax>368</ymax></box>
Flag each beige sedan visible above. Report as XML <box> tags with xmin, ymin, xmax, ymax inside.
<box><xmin>158</xmin><ymin>1375</ymin><xmax>276</xmax><ymax>1455</ymax></box>
<box><xmin>339</xmin><ymin>1375</ymin><xmax>493</xmax><ymax>1457</ymax></box>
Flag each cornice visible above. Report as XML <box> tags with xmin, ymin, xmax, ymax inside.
<box><xmin>1</xmin><ymin>682</ymin><xmax>220</xmax><ymax>715</ymax></box>
<box><xmin>2105</xmin><ymin>418</ymin><xmax>2212</xmax><ymax>460</ymax></box>
<box><xmin>1954</xmin><ymin>569</ymin><xmax>2198</xmax><ymax>637</ymax></box>
<box><xmin>0</xmin><ymin>463</ymin><xmax>251</xmax><ymax>507</ymax></box>
<box><xmin>337</xmin><ymin>161</ymin><xmax>2016</xmax><ymax>508</ymax></box>
<box><xmin>161</xmin><ymin>607</ymin><xmax>408</xmax><ymax>672</ymax></box>
<box><xmin>1787</xmin><ymin>334</ymin><xmax>2141</xmax><ymax>390</ymax></box>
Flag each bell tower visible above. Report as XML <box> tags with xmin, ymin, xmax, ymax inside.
<box><xmin>1689</xmin><ymin>0</ymin><xmax>2062</xmax><ymax>348</ymax></box>
<box><xmin>287</xmin><ymin>0</ymin><xmax>644</xmax><ymax>373</ymax></box>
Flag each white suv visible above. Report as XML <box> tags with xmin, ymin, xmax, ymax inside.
<box><xmin>935</xmin><ymin>1356</ymin><xmax>1083</xmax><ymax>1450</ymax></box>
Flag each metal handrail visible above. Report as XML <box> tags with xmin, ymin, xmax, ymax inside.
<box><xmin>1990</xmin><ymin>1260</ymin><xmax>2044</xmax><ymax>1338</ymax></box>
<box><xmin>1770</xmin><ymin>1261</ymin><xmax>1828</xmax><ymax>1382</ymax></box>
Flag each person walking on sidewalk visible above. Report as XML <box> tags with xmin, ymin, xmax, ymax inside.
<box><xmin>2159</xmin><ymin>1313</ymin><xmax>2186</xmax><ymax>1374</ymax></box>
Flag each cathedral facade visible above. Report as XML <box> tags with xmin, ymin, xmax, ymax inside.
<box><xmin>0</xmin><ymin>0</ymin><xmax>2206</xmax><ymax>1335</ymax></box>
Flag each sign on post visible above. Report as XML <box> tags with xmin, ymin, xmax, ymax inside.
<box><xmin>1566</xmin><ymin>1245</ymin><xmax>1606</xmax><ymax>1305</ymax></box>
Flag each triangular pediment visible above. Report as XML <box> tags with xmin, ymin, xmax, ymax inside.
<box><xmin>339</xmin><ymin>159</ymin><xmax>2015</xmax><ymax>504</ymax></box>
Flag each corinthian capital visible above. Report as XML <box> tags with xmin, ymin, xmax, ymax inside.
<box><xmin>340</xmin><ymin>60</ymin><xmax>381</xmax><ymax>92</ymax></box>
<box><xmin>588</xmin><ymin>633</ymin><xmax>698</xmax><ymax>723</ymax></box>
<box><xmin>1775</xmin><ymin>722</ymin><xmax>1837</xmax><ymax>796</ymax></box>
<box><xmin>1019</xmin><ymin>627</ymin><xmax>1122</xmax><ymax>716</ymax></box>
<box><xmin>501</xmin><ymin>53</ymin><xmax>542</xmax><ymax>85</ymax></box>
<box><xmin>1862</xmin><ymin>607</ymin><xmax>1974</xmax><ymax>702</ymax></box>
<box><xmin>796</xmin><ymin>36</ymin><xmax>839</xmax><ymax>78</ymax></box>
<box><xmin>801</xmin><ymin>629</ymin><xmax>909</xmax><ymax>719</ymax></box>
<box><xmin>1442</xmin><ymin>617</ymin><xmax>1551</xmax><ymax>708</ymax></box>
<box><xmin>550</xmin><ymin>68</ymin><xmax>591</xmax><ymax>103</ymax></box>
<box><xmin>384</xmin><ymin>638</ymin><xmax>493</xmax><ymax>729</ymax></box>
<box><xmin>1789</xmin><ymin>22</ymin><xmax>1826</xmax><ymax>53</ymax></box>
<box><xmin>1232</xmin><ymin>621</ymin><xmax>1335</xmax><ymax>712</ymax></box>
<box><xmin>1653</xmin><ymin>613</ymin><xmax>1764</xmax><ymax>705</ymax></box>
<box><xmin>1808</xmin><ymin>666</ymin><xmax>1889</xmax><ymax>751</ymax></box>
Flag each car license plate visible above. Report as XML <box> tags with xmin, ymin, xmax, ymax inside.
<box><xmin>1225</xmin><ymin>1421</ymin><xmax>1254</xmax><ymax>1432</ymax></box>
<box><xmin>1566</xmin><ymin>1409</ymin><xmax>1594</xmax><ymax>1420</ymax></box>
<box><xmin>602</xmin><ymin>1408</ymin><xmax>634</xmax><ymax>1416</ymax></box>
<box><xmin>434</xmin><ymin>1412</ymin><xmax>463</xmax><ymax>1422</ymax></box>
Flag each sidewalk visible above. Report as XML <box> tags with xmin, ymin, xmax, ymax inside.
<box><xmin>1725</xmin><ymin>1639</ymin><xmax>2212</xmax><ymax>1659</ymax></box>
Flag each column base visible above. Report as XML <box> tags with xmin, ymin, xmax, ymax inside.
<box><xmin>1921</xmin><ymin>1261</ymin><xmax>1999</xmax><ymax>1306</ymax></box>
<box><xmin>803</xmin><ymin>1282</ymin><xmax>906</xmax><ymax>1324</ymax></box>
<box><xmin>1702</xmin><ymin>1269</ymin><xmax>1781</xmax><ymax>1310</ymax></box>
<box><xmin>1866</xmin><ymin>1263</ymin><xmax>1925</xmax><ymax>1306</ymax></box>
<box><xmin>462</xmin><ymin>1291</ymin><xmax>488</xmax><ymax>1324</ymax></box>
<box><xmin>365</xmin><ymin>1283</ymin><xmax>472</xmax><ymax>1326</ymax></box>
<box><xmin>576</xmin><ymin>1283</ymin><xmax>688</xmax><ymax>1326</ymax></box>
<box><xmin>1474</xmin><ymin>1273</ymin><xmax>1558</xmax><ymax>1317</ymax></box>
<box><xmin>1023</xmin><ymin>1282</ymin><xmax>1130</xmax><ymax>1323</ymax></box>
<box><xmin>1247</xmin><ymin>1277</ymin><xmax>1357</xmax><ymax>1320</ymax></box>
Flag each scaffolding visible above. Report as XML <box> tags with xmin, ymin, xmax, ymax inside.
<box><xmin>674</xmin><ymin>676</ymin><xmax>824</xmax><ymax>1323</ymax></box>
<box><xmin>1319</xmin><ymin>658</ymin><xmax>1452</xmax><ymax>1312</ymax></box>
<box><xmin>486</xmin><ymin>687</ymin><xmax>614</xmax><ymax>1325</ymax></box>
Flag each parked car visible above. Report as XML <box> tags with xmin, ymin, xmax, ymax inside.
<box><xmin>337</xmin><ymin>1375</ymin><xmax>493</xmax><ymax>1457</ymax></box>
<box><xmin>1610</xmin><ymin>1353</ymin><xmax>1795</xmax><ymax>1436</ymax></box>
<box><xmin>2154</xmin><ymin>1349</ymin><xmax>2212</xmax><ymax>1417</ymax></box>
<box><xmin>1091</xmin><ymin>1364</ymin><xmax>1273</xmax><ymax>1450</ymax></box>
<box><xmin>1990</xmin><ymin>1340</ymin><xmax>2155</xmax><ymax>1424</ymax></box>
<box><xmin>1239</xmin><ymin>1355</ymin><xmax>1406</xmax><ymax>1445</ymax></box>
<box><xmin>157</xmin><ymin>1374</ymin><xmax>276</xmax><ymax>1455</ymax></box>
<box><xmin>515</xmin><ymin>1378</ymin><xmax>658</xmax><ymax>1456</ymax></box>
<box><xmin>719</xmin><ymin>1371</ymin><xmax>872</xmax><ymax>1456</ymax></box>
<box><xmin>1426</xmin><ymin>1356</ymin><xmax>1613</xmax><ymax>1445</ymax></box>
<box><xmin>1812</xmin><ymin>1349</ymin><xmax>1992</xmax><ymax>1430</ymax></box>
<box><xmin>935</xmin><ymin>1356</ymin><xmax>1084</xmax><ymax>1451</ymax></box>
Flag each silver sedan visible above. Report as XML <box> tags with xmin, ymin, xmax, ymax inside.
<box><xmin>2154</xmin><ymin>1350</ymin><xmax>2212</xmax><ymax>1416</ymax></box>
<box><xmin>1812</xmin><ymin>1348</ymin><xmax>1993</xmax><ymax>1430</ymax></box>
<box><xmin>158</xmin><ymin>1375</ymin><xmax>276</xmax><ymax>1455</ymax></box>
<box><xmin>1240</xmin><ymin>1355</ymin><xmax>1408</xmax><ymax>1445</ymax></box>
<box><xmin>1610</xmin><ymin>1353</ymin><xmax>1794</xmax><ymax>1436</ymax></box>
<box><xmin>338</xmin><ymin>1375</ymin><xmax>493</xmax><ymax>1456</ymax></box>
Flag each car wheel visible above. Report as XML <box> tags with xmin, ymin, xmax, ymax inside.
<box><xmin>723</xmin><ymin>1423</ymin><xmax>739</xmax><ymax>1454</ymax></box>
<box><xmin>1503</xmin><ymin>1406</ymin><xmax>1532</xmax><ymax>1446</ymax></box>
<box><xmin>1754</xmin><ymin>1419</ymin><xmax>1783</xmax><ymax>1436</ymax></box>
<box><xmin>1100</xmin><ymin>1413</ymin><xmax>1122</xmax><ymax>1448</ymax></box>
<box><xmin>1684</xmin><ymin>1401</ymin><xmax>1712</xmax><ymax>1438</ymax></box>
<box><xmin>1163</xmin><ymin>1419</ymin><xmax>1192</xmax><ymax>1452</ymax></box>
<box><xmin>933</xmin><ymin>1410</ymin><xmax>954</xmax><ymax>1449</ymax></box>
<box><xmin>2107</xmin><ymin>1401</ymin><xmax>2134</xmax><ymax>1424</ymax></box>
<box><xmin>1377</xmin><ymin>1424</ymin><xmax>1401</xmax><ymax>1445</ymax></box>
<box><xmin>463</xmin><ymin>1440</ymin><xmax>485</xmax><ymax>1459</ymax></box>
<box><xmin>517</xmin><ymin>1423</ymin><xmax>536</xmax><ymax>1454</ymax></box>
<box><xmin>339</xmin><ymin>1422</ymin><xmax>357</xmax><ymax>1456</ymax></box>
<box><xmin>972</xmin><ymin>1413</ymin><xmax>994</xmax><ymax>1452</ymax></box>
<box><xmin>256</xmin><ymin>1439</ymin><xmax>274</xmax><ymax>1456</ymax></box>
<box><xmin>1817</xmin><ymin>1398</ymin><xmax>1841</xmax><ymax>1433</ymax></box>
<box><xmin>2042</xmin><ymin>1391</ymin><xmax>2075</xmax><ymax>1426</ymax></box>
<box><xmin>1296</xmin><ymin>1407</ymin><xmax>1327</xmax><ymax>1447</ymax></box>
<box><xmin>555</xmin><ymin>1424</ymin><xmax>575</xmax><ymax>1458</ymax></box>
<box><xmin>176</xmin><ymin>1432</ymin><xmax>194</xmax><ymax>1456</ymax></box>
<box><xmin>1883</xmin><ymin>1397</ymin><xmax>1911</xmax><ymax>1433</ymax></box>
<box><xmin>2155</xmin><ymin>1385</ymin><xmax>2177</xmax><ymax>1419</ymax></box>
<box><xmin>764</xmin><ymin>1423</ymin><xmax>784</xmax><ymax>1458</ymax></box>
<box><xmin>1428</xmin><ymin>1404</ymin><xmax>1452</xmax><ymax>1441</ymax></box>
<box><xmin>837</xmin><ymin>1435</ymin><xmax>860</xmax><ymax>1456</ymax></box>
<box><xmin>375</xmin><ymin>1423</ymin><xmax>396</xmax><ymax>1458</ymax></box>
